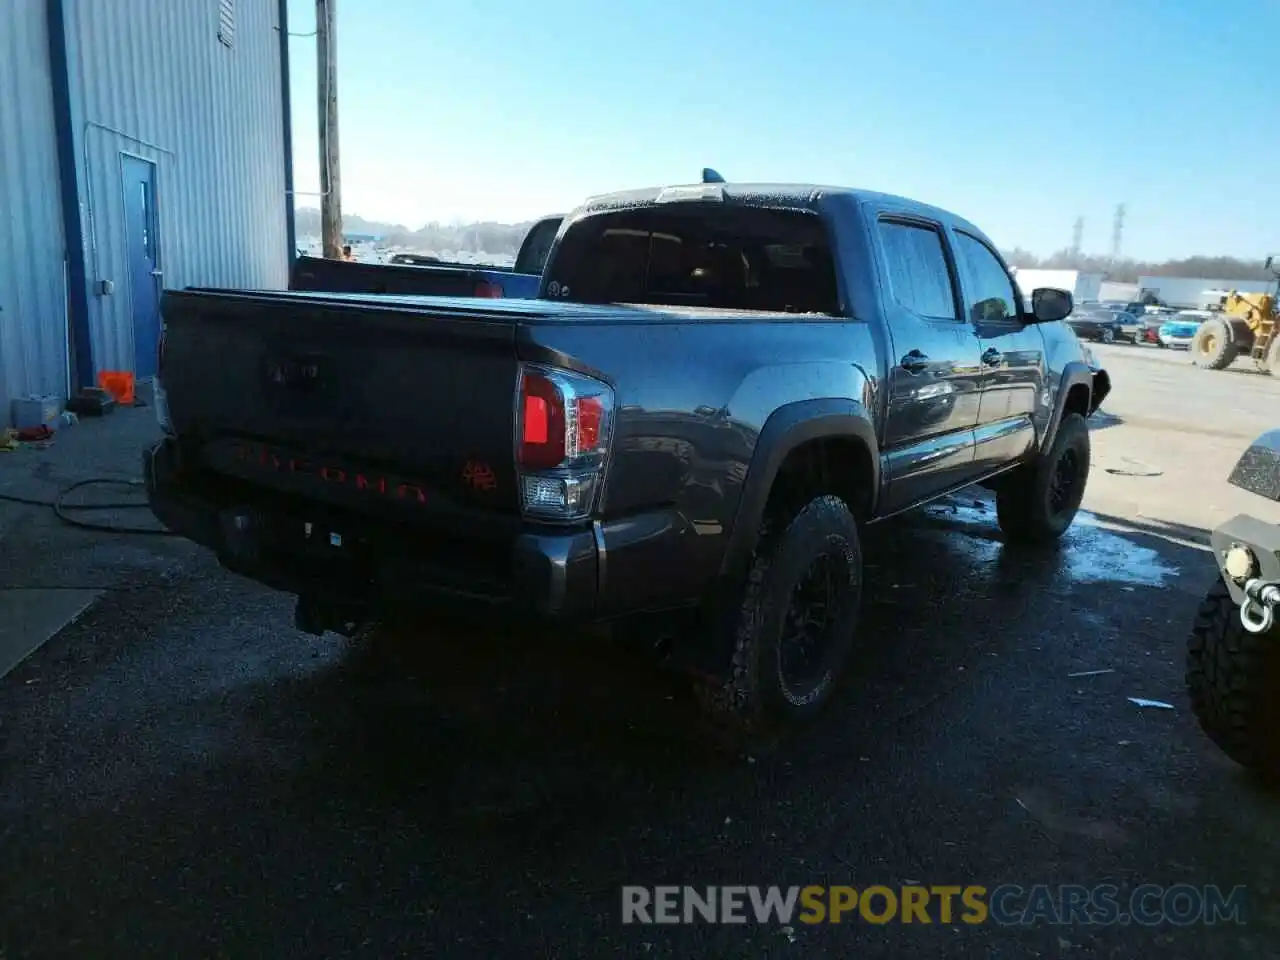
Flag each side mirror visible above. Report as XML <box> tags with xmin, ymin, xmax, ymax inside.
<box><xmin>1031</xmin><ymin>287</ymin><xmax>1073</xmax><ymax>323</ymax></box>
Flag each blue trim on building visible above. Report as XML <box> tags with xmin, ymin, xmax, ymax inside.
<box><xmin>45</xmin><ymin>0</ymin><xmax>94</xmax><ymax>392</ymax></box>
<box><xmin>278</xmin><ymin>0</ymin><xmax>296</xmax><ymax>270</ymax></box>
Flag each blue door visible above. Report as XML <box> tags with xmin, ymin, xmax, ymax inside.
<box><xmin>122</xmin><ymin>155</ymin><xmax>161</xmax><ymax>379</ymax></box>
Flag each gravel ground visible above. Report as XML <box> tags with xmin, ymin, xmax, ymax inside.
<box><xmin>2</xmin><ymin>344</ymin><xmax>1279</xmax><ymax>959</ymax></box>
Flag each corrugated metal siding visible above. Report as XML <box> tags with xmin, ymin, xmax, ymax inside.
<box><xmin>65</xmin><ymin>0</ymin><xmax>287</xmax><ymax>377</ymax></box>
<box><xmin>0</xmin><ymin>0</ymin><xmax>70</xmax><ymax>417</ymax></box>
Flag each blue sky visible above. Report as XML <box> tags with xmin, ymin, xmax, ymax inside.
<box><xmin>286</xmin><ymin>0</ymin><xmax>1278</xmax><ymax>261</ymax></box>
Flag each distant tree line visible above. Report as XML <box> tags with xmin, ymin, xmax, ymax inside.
<box><xmin>294</xmin><ymin>206</ymin><xmax>1273</xmax><ymax>281</ymax></box>
<box><xmin>1000</xmin><ymin>247</ymin><xmax>1275</xmax><ymax>283</ymax></box>
<box><xmin>294</xmin><ymin>207</ymin><xmax>538</xmax><ymax>257</ymax></box>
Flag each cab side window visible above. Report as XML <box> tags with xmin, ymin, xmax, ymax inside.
<box><xmin>954</xmin><ymin>232</ymin><xmax>1019</xmax><ymax>324</ymax></box>
<box><xmin>877</xmin><ymin>220</ymin><xmax>958</xmax><ymax>321</ymax></box>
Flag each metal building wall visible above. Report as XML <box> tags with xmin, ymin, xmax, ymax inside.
<box><xmin>0</xmin><ymin>0</ymin><xmax>71</xmax><ymax>417</ymax></box>
<box><xmin>64</xmin><ymin>0</ymin><xmax>288</xmax><ymax>377</ymax></box>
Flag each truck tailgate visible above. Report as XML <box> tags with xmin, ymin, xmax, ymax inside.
<box><xmin>160</xmin><ymin>290</ymin><xmax>522</xmax><ymax>521</ymax></box>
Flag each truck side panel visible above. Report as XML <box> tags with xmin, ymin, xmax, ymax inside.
<box><xmin>517</xmin><ymin>315</ymin><xmax>877</xmax><ymax>612</ymax></box>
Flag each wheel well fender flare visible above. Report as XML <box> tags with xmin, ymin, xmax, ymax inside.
<box><xmin>718</xmin><ymin>398</ymin><xmax>879</xmax><ymax>582</ymax></box>
<box><xmin>1043</xmin><ymin>361</ymin><xmax>1105</xmax><ymax>452</ymax></box>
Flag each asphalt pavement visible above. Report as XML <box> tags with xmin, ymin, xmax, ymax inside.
<box><xmin>3</xmin><ymin>345</ymin><xmax>1280</xmax><ymax>958</ymax></box>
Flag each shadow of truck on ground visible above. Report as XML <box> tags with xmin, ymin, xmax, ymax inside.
<box><xmin>3</xmin><ymin>495</ymin><xmax>1278</xmax><ymax>958</ymax></box>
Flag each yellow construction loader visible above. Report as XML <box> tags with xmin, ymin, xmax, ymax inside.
<box><xmin>1191</xmin><ymin>255</ymin><xmax>1280</xmax><ymax>372</ymax></box>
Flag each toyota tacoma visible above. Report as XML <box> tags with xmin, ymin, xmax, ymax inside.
<box><xmin>147</xmin><ymin>178</ymin><xmax>1111</xmax><ymax>733</ymax></box>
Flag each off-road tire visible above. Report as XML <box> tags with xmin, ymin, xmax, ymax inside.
<box><xmin>696</xmin><ymin>495</ymin><xmax>863</xmax><ymax>740</ymax></box>
<box><xmin>1191</xmin><ymin>318</ymin><xmax>1237</xmax><ymax>370</ymax></box>
<box><xmin>996</xmin><ymin>412</ymin><xmax>1090</xmax><ymax>544</ymax></box>
<box><xmin>1186</xmin><ymin>578</ymin><xmax>1280</xmax><ymax>779</ymax></box>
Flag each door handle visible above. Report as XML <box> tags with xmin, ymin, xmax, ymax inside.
<box><xmin>982</xmin><ymin>347</ymin><xmax>1003</xmax><ymax>366</ymax></box>
<box><xmin>899</xmin><ymin>350</ymin><xmax>929</xmax><ymax>373</ymax></box>
<box><xmin>150</xmin><ymin>269</ymin><xmax>163</xmax><ymax>277</ymax></box>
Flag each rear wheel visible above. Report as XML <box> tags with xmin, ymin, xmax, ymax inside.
<box><xmin>996</xmin><ymin>412</ymin><xmax>1090</xmax><ymax>544</ymax></box>
<box><xmin>696</xmin><ymin>495</ymin><xmax>863</xmax><ymax>738</ymax></box>
<box><xmin>1186</xmin><ymin>578</ymin><xmax>1280</xmax><ymax>779</ymax></box>
<box><xmin>1099</xmin><ymin>327</ymin><xmax>1115</xmax><ymax>344</ymax></box>
<box><xmin>1191</xmin><ymin>318</ymin><xmax>1237</xmax><ymax>369</ymax></box>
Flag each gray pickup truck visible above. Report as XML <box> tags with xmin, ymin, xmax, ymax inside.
<box><xmin>148</xmin><ymin>178</ymin><xmax>1111</xmax><ymax>734</ymax></box>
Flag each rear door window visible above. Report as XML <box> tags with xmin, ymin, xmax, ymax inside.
<box><xmin>546</xmin><ymin>204</ymin><xmax>839</xmax><ymax>314</ymax></box>
<box><xmin>876</xmin><ymin>220</ymin><xmax>958</xmax><ymax>321</ymax></box>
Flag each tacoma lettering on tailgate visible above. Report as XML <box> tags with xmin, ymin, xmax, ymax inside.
<box><xmin>209</xmin><ymin>439</ymin><xmax>428</xmax><ymax>504</ymax></box>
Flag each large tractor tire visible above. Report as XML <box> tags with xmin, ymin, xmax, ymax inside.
<box><xmin>1265</xmin><ymin>337</ymin><xmax>1280</xmax><ymax>377</ymax></box>
<box><xmin>1191</xmin><ymin>318</ymin><xmax>1237</xmax><ymax>370</ymax></box>
<box><xmin>1186</xmin><ymin>578</ymin><xmax>1280</xmax><ymax>779</ymax></box>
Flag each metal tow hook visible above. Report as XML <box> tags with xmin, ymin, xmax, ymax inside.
<box><xmin>1240</xmin><ymin>579</ymin><xmax>1280</xmax><ymax>634</ymax></box>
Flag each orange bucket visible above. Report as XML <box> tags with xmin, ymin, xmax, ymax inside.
<box><xmin>97</xmin><ymin>371</ymin><xmax>136</xmax><ymax>405</ymax></box>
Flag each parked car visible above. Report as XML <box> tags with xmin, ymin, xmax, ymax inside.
<box><xmin>290</xmin><ymin>215</ymin><xmax>564</xmax><ymax>299</ymax></box>
<box><xmin>1067</xmin><ymin>308</ymin><xmax>1130</xmax><ymax>343</ymax></box>
<box><xmin>1111</xmin><ymin>309</ymin><xmax>1145</xmax><ymax>342</ymax></box>
<box><xmin>1157</xmin><ymin>313</ymin><xmax>1205</xmax><ymax>349</ymax></box>
<box><xmin>147</xmin><ymin>179</ymin><xmax>1110</xmax><ymax>735</ymax></box>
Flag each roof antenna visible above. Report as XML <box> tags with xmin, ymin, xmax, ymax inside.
<box><xmin>701</xmin><ymin>168</ymin><xmax>725</xmax><ymax>184</ymax></box>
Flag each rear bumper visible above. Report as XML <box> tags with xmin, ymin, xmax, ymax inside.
<box><xmin>145</xmin><ymin>438</ymin><xmax>699</xmax><ymax>623</ymax></box>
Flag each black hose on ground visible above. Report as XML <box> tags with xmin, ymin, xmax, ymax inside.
<box><xmin>0</xmin><ymin>478</ymin><xmax>176</xmax><ymax>536</ymax></box>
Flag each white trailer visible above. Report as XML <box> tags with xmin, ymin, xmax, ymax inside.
<box><xmin>1011</xmin><ymin>269</ymin><xmax>1105</xmax><ymax>306</ymax></box>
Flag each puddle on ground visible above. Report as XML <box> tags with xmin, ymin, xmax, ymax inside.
<box><xmin>919</xmin><ymin>500</ymin><xmax>1179</xmax><ymax>588</ymax></box>
<box><xmin>1067</xmin><ymin>514</ymin><xmax>1179</xmax><ymax>586</ymax></box>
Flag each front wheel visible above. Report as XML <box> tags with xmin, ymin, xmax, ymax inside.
<box><xmin>1191</xmin><ymin>318</ymin><xmax>1237</xmax><ymax>369</ymax></box>
<box><xmin>996</xmin><ymin>412</ymin><xmax>1091</xmax><ymax>544</ymax></box>
<box><xmin>696</xmin><ymin>495</ymin><xmax>863</xmax><ymax>737</ymax></box>
<box><xmin>1186</xmin><ymin>578</ymin><xmax>1280</xmax><ymax>778</ymax></box>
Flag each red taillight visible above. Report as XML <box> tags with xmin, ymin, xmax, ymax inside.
<box><xmin>519</xmin><ymin>371</ymin><xmax>566</xmax><ymax>469</ymax></box>
<box><xmin>514</xmin><ymin>364</ymin><xmax>616</xmax><ymax>520</ymax></box>
<box><xmin>474</xmin><ymin>280</ymin><xmax>504</xmax><ymax>298</ymax></box>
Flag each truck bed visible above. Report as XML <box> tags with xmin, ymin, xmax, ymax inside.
<box><xmin>158</xmin><ymin>288</ymin><xmax>819</xmax><ymax>531</ymax></box>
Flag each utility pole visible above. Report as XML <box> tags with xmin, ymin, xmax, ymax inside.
<box><xmin>316</xmin><ymin>0</ymin><xmax>343</xmax><ymax>259</ymax></box>
<box><xmin>1110</xmin><ymin>203</ymin><xmax>1126</xmax><ymax>263</ymax></box>
<box><xmin>1070</xmin><ymin>216</ymin><xmax>1084</xmax><ymax>259</ymax></box>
